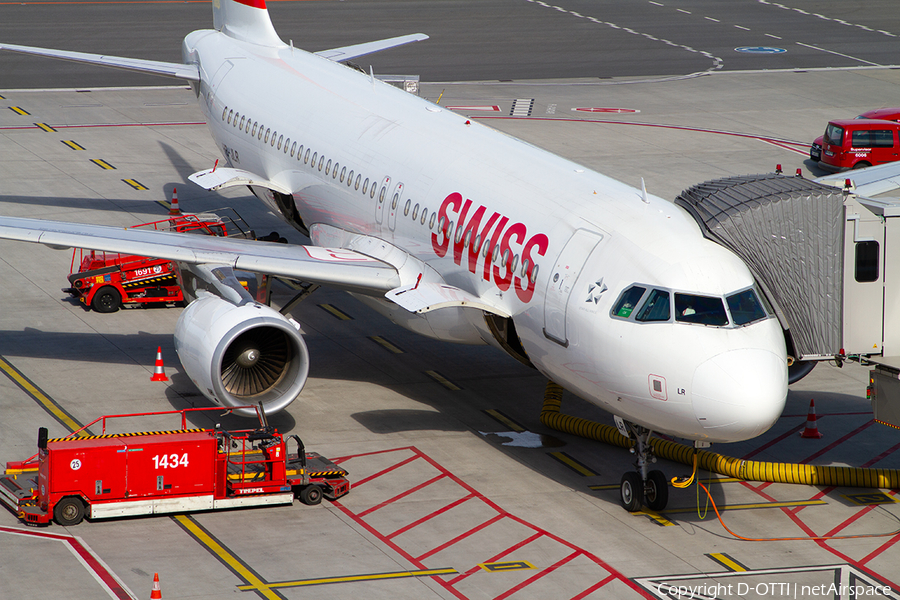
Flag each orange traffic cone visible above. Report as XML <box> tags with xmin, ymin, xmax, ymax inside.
<box><xmin>150</xmin><ymin>347</ymin><xmax>169</xmax><ymax>382</ymax></box>
<box><xmin>169</xmin><ymin>187</ymin><xmax>181</xmax><ymax>216</ymax></box>
<box><xmin>800</xmin><ymin>399</ymin><xmax>823</xmax><ymax>438</ymax></box>
<box><xmin>150</xmin><ymin>572</ymin><xmax>162</xmax><ymax>599</ymax></box>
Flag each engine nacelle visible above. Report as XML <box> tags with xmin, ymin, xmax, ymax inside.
<box><xmin>174</xmin><ymin>295</ymin><xmax>309</xmax><ymax>417</ymax></box>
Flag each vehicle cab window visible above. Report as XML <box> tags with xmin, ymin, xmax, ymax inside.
<box><xmin>675</xmin><ymin>293</ymin><xmax>728</xmax><ymax>326</ymax></box>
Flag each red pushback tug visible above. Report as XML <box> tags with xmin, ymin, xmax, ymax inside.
<box><xmin>0</xmin><ymin>407</ymin><xmax>349</xmax><ymax>526</ymax></box>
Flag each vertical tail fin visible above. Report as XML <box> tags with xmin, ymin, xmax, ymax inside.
<box><xmin>213</xmin><ymin>0</ymin><xmax>284</xmax><ymax>47</ymax></box>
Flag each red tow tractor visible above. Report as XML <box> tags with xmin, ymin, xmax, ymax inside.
<box><xmin>0</xmin><ymin>407</ymin><xmax>349</xmax><ymax>526</ymax></box>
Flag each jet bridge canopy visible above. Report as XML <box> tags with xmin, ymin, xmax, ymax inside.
<box><xmin>674</xmin><ymin>173</ymin><xmax>845</xmax><ymax>360</ymax></box>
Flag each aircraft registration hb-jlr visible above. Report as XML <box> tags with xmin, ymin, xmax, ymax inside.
<box><xmin>0</xmin><ymin>0</ymin><xmax>788</xmax><ymax>511</ymax></box>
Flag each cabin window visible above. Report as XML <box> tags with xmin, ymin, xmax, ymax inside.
<box><xmin>612</xmin><ymin>286</ymin><xmax>646</xmax><ymax>319</ymax></box>
<box><xmin>304</xmin><ymin>148</ymin><xmax>310</xmax><ymax>164</ymax></box>
<box><xmin>340</xmin><ymin>167</ymin><xmax>346</xmax><ymax>182</ymax></box>
<box><xmin>270</xmin><ymin>131</ymin><xmax>277</xmax><ymax>146</ymax></box>
<box><xmin>675</xmin><ymin>293</ymin><xmax>728</xmax><ymax>326</ymax></box>
<box><xmin>405</xmin><ymin>200</ymin><xmax>413</xmax><ymax>217</ymax></box>
<box><xmin>521</xmin><ymin>258</ymin><xmax>530</xmax><ymax>278</ymax></box>
<box><xmin>411</xmin><ymin>203</ymin><xmax>419</xmax><ymax>220</ymax></box>
<box><xmin>333</xmin><ymin>163</ymin><xmax>339</xmax><ymax>179</ymax></box>
<box><xmin>264</xmin><ymin>128</ymin><xmax>270</xmax><ymax>142</ymax></box>
<box><xmin>511</xmin><ymin>254</ymin><xmax>519</xmax><ymax>272</ymax></box>
<box><xmin>252</xmin><ymin>122</ymin><xmax>258</xmax><ymax>136</ymax></box>
<box><xmin>355</xmin><ymin>174</ymin><xmax>361</xmax><ymax>190</ymax></box>
<box><xmin>370</xmin><ymin>184</ymin><xmax>378</xmax><ymax>199</ymax></box>
<box><xmin>245</xmin><ymin>118</ymin><xmax>251</xmax><ymax>133</ymax></box>
<box><xmin>239</xmin><ymin>116</ymin><xmax>246</xmax><ymax>129</ymax></box>
<box><xmin>277</xmin><ymin>134</ymin><xmax>283</xmax><ymax>150</ymax></box>
<box><xmin>726</xmin><ymin>288</ymin><xmax>768</xmax><ymax>325</ymax></box>
<box><xmin>473</xmin><ymin>234</ymin><xmax>482</xmax><ymax>253</ymax></box>
<box><xmin>290</xmin><ymin>141</ymin><xmax>297</xmax><ymax>157</ymax></box>
<box><xmin>318</xmin><ymin>156</ymin><xmax>324</xmax><ymax>171</ymax></box>
<box><xmin>222</xmin><ymin>107</ymin><xmax>228</xmax><ymax>121</ymax></box>
<box><xmin>228</xmin><ymin>109</ymin><xmax>233</xmax><ymax>124</ymax></box>
<box><xmin>455</xmin><ymin>224</ymin><xmax>465</xmax><ymax>244</ymax></box>
<box><xmin>325</xmin><ymin>159</ymin><xmax>332</xmax><ymax>175</ymax></box>
<box><xmin>362</xmin><ymin>178</ymin><xmax>369</xmax><ymax>194</ymax></box>
<box><xmin>531</xmin><ymin>264</ymin><xmax>540</xmax><ymax>283</ymax></box>
<box><xmin>636</xmin><ymin>289</ymin><xmax>670</xmax><ymax>322</ymax></box>
<box><xmin>310</xmin><ymin>152</ymin><xmax>317</xmax><ymax>167</ymax></box>
<box><xmin>855</xmin><ymin>240</ymin><xmax>880</xmax><ymax>282</ymax></box>
<box><xmin>284</xmin><ymin>137</ymin><xmax>290</xmax><ymax>153</ymax></box>
<box><xmin>429</xmin><ymin>213</ymin><xmax>436</xmax><ymax>229</ymax></box>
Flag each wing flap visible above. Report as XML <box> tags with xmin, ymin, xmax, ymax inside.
<box><xmin>189</xmin><ymin>166</ymin><xmax>291</xmax><ymax>194</ymax></box>
<box><xmin>0</xmin><ymin>43</ymin><xmax>200</xmax><ymax>81</ymax></box>
<box><xmin>315</xmin><ymin>34</ymin><xmax>428</xmax><ymax>62</ymax></box>
<box><xmin>0</xmin><ymin>216</ymin><xmax>400</xmax><ymax>294</ymax></box>
<box><xmin>386</xmin><ymin>281</ymin><xmax>511</xmax><ymax>317</ymax></box>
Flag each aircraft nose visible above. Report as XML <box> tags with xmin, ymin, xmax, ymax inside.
<box><xmin>691</xmin><ymin>348</ymin><xmax>787</xmax><ymax>442</ymax></box>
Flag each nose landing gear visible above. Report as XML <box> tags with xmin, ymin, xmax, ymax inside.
<box><xmin>616</xmin><ymin>418</ymin><xmax>669</xmax><ymax>512</ymax></box>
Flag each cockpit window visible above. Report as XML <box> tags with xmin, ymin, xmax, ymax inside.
<box><xmin>612</xmin><ymin>286</ymin><xmax>646</xmax><ymax>318</ymax></box>
<box><xmin>635</xmin><ymin>289</ymin><xmax>670</xmax><ymax>322</ymax></box>
<box><xmin>675</xmin><ymin>293</ymin><xmax>728</xmax><ymax>326</ymax></box>
<box><xmin>726</xmin><ymin>288</ymin><xmax>768</xmax><ymax>325</ymax></box>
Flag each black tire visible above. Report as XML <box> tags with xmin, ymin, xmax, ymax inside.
<box><xmin>54</xmin><ymin>496</ymin><xmax>85</xmax><ymax>526</ymax></box>
<box><xmin>645</xmin><ymin>470</ymin><xmax>669</xmax><ymax>512</ymax></box>
<box><xmin>788</xmin><ymin>360</ymin><xmax>816</xmax><ymax>384</ymax></box>
<box><xmin>299</xmin><ymin>485</ymin><xmax>323</xmax><ymax>505</ymax></box>
<box><xmin>620</xmin><ymin>472</ymin><xmax>643</xmax><ymax>512</ymax></box>
<box><xmin>91</xmin><ymin>287</ymin><xmax>121</xmax><ymax>313</ymax></box>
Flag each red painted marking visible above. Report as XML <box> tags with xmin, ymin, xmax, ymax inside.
<box><xmin>232</xmin><ymin>0</ymin><xmax>266</xmax><ymax>7</ymax></box>
<box><xmin>445</xmin><ymin>106</ymin><xmax>501</xmax><ymax>112</ymax></box>
<box><xmin>860</xmin><ymin>530</ymin><xmax>900</xmax><ymax>565</ymax></box>
<box><xmin>757</xmin><ymin>138</ymin><xmax>808</xmax><ymax>156</ymax></box>
<box><xmin>741</xmin><ymin>421</ymin><xmax>806</xmax><ymax>460</ymax></box>
<box><xmin>447</xmin><ymin>531</ymin><xmax>543</xmax><ymax>585</ymax></box>
<box><xmin>356</xmin><ymin>472</ymin><xmax>446</xmax><ymax>518</ymax></box>
<box><xmin>331</xmin><ymin>447</ymin><xmax>652</xmax><ymax>600</ymax></box>
<box><xmin>573</xmin><ymin>107</ymin><xmax>639</xmax><ymax>113</ymax></box>
<box><xmin>473</xmin><ymin>115</ymin><xmax>809</xmax><ymax>149</ymax></box>
<box><xmin>351</xmin><ymin>453</ymin><xmax>419</xmax><ymax>487</ymax></box>
<box><xmin>800</xmin><ymin>420</ymin><xmax>874</xmax><ymax>464</ymax></box>
<box><xmin>861</xmin><ymin>439</ymin><xmax>900</xmax><ymax>468</ymax></box>
<box><xmin>417</xmin><ymin>513</ymin><xmax>506</xmax><ymax>561</ymax></box>
<box><xmin>387</xmin><ymin>493</ymin><xmax>476</xmax><ymax>539</ymax></box>
<box><xmin>0</xmin><ymin>122</ymin><xmax>202</xmax><ymax>131</ymax></box>
<box><xmin>573</xmin><ymin>573</ymin><xmax>619</xmax><ymax>600</ymax></box>
<box><xmin>494</xmin><ymin>550</ymin><xmax>580</xmax><ymax>600</ymax></box>
<box><xmin>0</xmin><ymin>526</ymin><xmax>134</xmax><ymax>600</ymax></box>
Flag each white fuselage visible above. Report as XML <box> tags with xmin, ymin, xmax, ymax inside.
<box><xmin>182</xmin><ymin>29</ymin><xmax>788</xmax><ymax>443</ymax></box>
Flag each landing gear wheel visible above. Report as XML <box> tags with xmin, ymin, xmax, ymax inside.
<box><xmin>299</xmin><ymin>485</ymin><xmax>323</xmax><ymax>505</ymax></box>
<box><xmin>620</xmin><ymin>472</ymin><xmax>643</xmax><ymax>512</ymax></box>
<box><xmin>644</xmin><ymin>470</ymin><xmax>669</xmax><ymax>511</ymax></box>
<box><xmin>91</xmin><ymin>287</ymin><xmax>121</xmax><ymax>313</ymax></box>
<box><xmin>54</xmin><ymin>496</ymin><xmax>85</xmax><ymax>526</ymax></box>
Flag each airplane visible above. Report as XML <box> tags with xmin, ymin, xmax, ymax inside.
<box><xmin>0</xmin><ymin>0</ymin><xmax>789</xmax><ymax>512</ymax></box>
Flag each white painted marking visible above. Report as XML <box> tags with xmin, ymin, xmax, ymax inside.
<box><xmin>649</xmin><ymin>1</ymin><xmax>663</xmax><ymax>5</ymax></box>
<box><xmin>796</xmin><ymin>42</ymin><xmax>882</xmax><ymax>66</ymax></box>
<box><xmin>444</xmin><ymin>105</ymin><xmax>500</xmax><ymax>112</ymax></box>
<box><xmin>677</xmin><ymin>8</ymin><xmax>691</xmax><ymax>14</ymax></box>
<box><xmin>705</xmin><ymin>17</ymin><xmax>720</xmax><ymax>22</ymax></box>
<box><xmin>765</xmin><ymin>33</ymin><xmax>782</xmax><ymax>39</ymax></box>
<box><xmin>735</xmin><ymin>25</ymin><xmax>750</xmax><ymax>30</ymax></box>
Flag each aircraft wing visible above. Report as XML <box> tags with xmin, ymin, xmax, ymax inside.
<box><xmin>815</xmin><ymin>161</ymin><xmax>900</xmax><ymax>197</ymax></box>
<box><xmin>0</xmin><ymin>216</ymin><xmax>400</xmax><ymax>294</ymax></box>
<box><xmin>315</xmin><ymin>34</ymin><xmax>428</xmax><ymax>62</ymax></box>
<box><xmin>0</xmin><ymin>43</ymin><xmax>200</xmax><ymax>81</ymax></box>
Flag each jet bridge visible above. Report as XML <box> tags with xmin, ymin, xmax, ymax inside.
<box><xmin>674</xmin><ymin>171</ymin><xmax>900</xmax><ymax>428</ymax></box>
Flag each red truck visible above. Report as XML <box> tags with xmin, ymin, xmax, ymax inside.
<box><xmin>63</xmin><ymin>209</ymin><xmax>257</xmax><ymax>312</ymax></box>
<box><xmin>0</xmin><ymin>407</ymin><xmax>349</xmax><ymax>526</ymax></box>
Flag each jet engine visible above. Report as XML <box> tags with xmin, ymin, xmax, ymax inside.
<box><xmin>174</xmin><ymin>295</ymin><xmax>309</xmax><ymax>417</ymax></box>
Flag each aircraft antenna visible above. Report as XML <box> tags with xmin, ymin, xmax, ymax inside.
<box><xmin>290</xmin><ymin>39</ymin><xmax>293</xmax><ymax>55</ymax></box>
<box><xmin>641</xmin><ymin>177</ymin><xmax>649</xmax><ymax>204</ymax></box>
<box><xmin>370</xmin><ymin>65</ymin><xmax>375</xmax><ymax>89</ymax></box>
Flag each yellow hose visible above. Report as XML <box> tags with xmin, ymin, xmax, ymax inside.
<box><xmin>540</xmin><ymin>381</ymin><xmax>900</xmax><ymax>489</ymax></box>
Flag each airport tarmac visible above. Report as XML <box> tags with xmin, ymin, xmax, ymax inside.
<box><xmin>2</xmin><ymin>67</ymin><xmax>900</xmax><ymax>599</ymax></box>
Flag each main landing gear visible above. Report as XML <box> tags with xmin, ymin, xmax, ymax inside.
<box><xmin>616</xmin><ymin>418</ymin><xmax>668</xmax><ymax>512</ymax></box>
